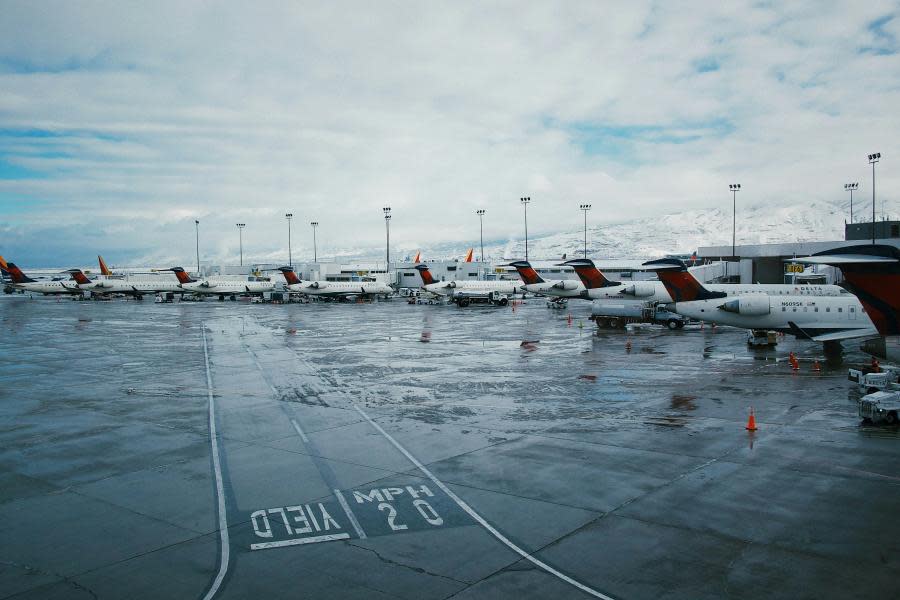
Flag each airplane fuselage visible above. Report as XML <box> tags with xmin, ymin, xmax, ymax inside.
<box><xmin>586</xmin><ymin>281</ymin><xmax>850</xmax><ymax>302</ymax></box>
<box><xmin>78</xmin><ymin>278</ymin><xmax>183</xmax><ymax>296</ymax></box>
<box><xmin>287</xmin><ymin>281</ymin><xmax>392</xmax><ymax>297</ymax></box>
<box><xmin>180</xmin><ymin>279</ymin><xmax>275</xmax><ymax>296</ymax></box>
<box><xmin>523</xmin><ymin>280</ymin><xmax>585</xmax><ymax>297</ymax></box>
<box><xmin>424</xmin><ymin>280</ymin><xmax>521</xmax><ymax>298</ymax></box>
<box><xmin>10</xmin><ymin>281</ymin><xmax>83</xmax><ymax>295</ymax></box>
<box><xmin>670</xmin><ymin>294</ymin><xmax>878</xmax><ymax>340</ymax></box>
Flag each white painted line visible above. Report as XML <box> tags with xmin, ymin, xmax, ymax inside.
<box><xmin>202</xmin><ymin>328</ymin><xmax>230</xmax><ymax>600</ymax></box>
<box><xmin>352</xmin><ymin>404</ymin><xmax>615</xmax><ymax>600</ymax></box>
<box><xmin>290</xmin><ymin>418</ymin><xmax>310</xmax><ymax>443</ymax></box>
<box><xmin>334</xmin><ymin>488</ymin><xmax>367</xmax><ymax>540</ymax></box>
<box><xmin>251</xmin><ymin>533</ymin><xmax>351</xmax><ymax>550</ymax></box>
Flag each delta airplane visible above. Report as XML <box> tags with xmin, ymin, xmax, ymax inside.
<box><xmin>0</xmin><ymin>259</ymin><xmax>83</xmax><ymax>296</ymax></box>
<box><xmin>278</xmin><ymin>267</ymin><xmax>392</xmax><ymax>298</ymax></box>
<box><xmin>562</xmin><ymin>258</ymin><xmax>851</xmax><ymax>302</ymax></box>
<box><xmin>642</xmin><ymin>258</ymin><xmax>878</xmax><ymax>343</ymax></box>
<box><xmin>414</xmin><ymin>264</ymin><xmax>521</xmax><ymax>304</ymax></box>
<box><xmin>166</xmin><ymin>267</ymin><xmax>274</xmax><ymax>298</ymax></box>
<box><xmin>799</xmin><ymin>244</ymin><xmax>900</xmax><ymax>360</ymax></box>
<box><xmin>508</xmin><ymin>260</ymin><xmax>585</xmax><ymax>297</ymax></box>
<box><xmin>68</xmin><ymin>269</ymin><xmax>182</xmax><ymax>299</ymax></box>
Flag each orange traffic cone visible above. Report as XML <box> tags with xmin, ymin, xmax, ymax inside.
<box><xmin>746</xmin><ymin>408</ymin><xmax>758</xmax><ymax>431</ymax></box>
<box><xmin>567</xmin><ymin>313</ymin><xmax>573</xmax><ymax>326</ymax></box>
<box><xmin>812</xmin><ymin>360</ymin><xmax>821</xmax><ymax>372</ymax></box>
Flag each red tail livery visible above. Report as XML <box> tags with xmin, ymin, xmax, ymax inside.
<box><xmin>641</xmin><ymin>258</ymin><xmax>725</xmax><ymax>302</ymax></box>
<box><xmin>560</xmin><ymin>259</ymin><xmax>619</xmax><ymax>289</ymax></box>
<box><xmin>507</xmin><ymin>261</ymin><xmax>544</xmax><ymax>285</ymax></box>
<box><xmin>278</xmin><ymin>267</ymin><xmax>302</xmax><ymax>286</ymax></box>
<box><xmin>805</xmin><ymin>245</ymin><xmax>900</xmax><ymax>336</ymax></box>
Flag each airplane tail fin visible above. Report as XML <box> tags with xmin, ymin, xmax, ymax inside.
<box><xmin>67</xmin><ymin>269</ymin><xmax>92</xmax><ymax>285</ymax></box>
<box><xmin>642</xmin><ymin>258</ymin><xmax>726</xmax><ymax>302</ymax></box>
<box><xmin>464</xmin><ymin>248</ymin><xmax>474</xmax><ymax>262</ymax></box>
<box><xmin>165</xmin><ymin>267</ymin><xmax>195</xmax><ymax>284</ymax></box>
<box><xmin>413</xmin><ymin>251</ymin><xmax>421</xmax><ymax>263</ymax></box>
<box><xmin>507</xmin><ymin>260</ymin><xmax>544</xmax><ymax>285</ymax></box>
<box><xmin>98</xmin><ymin>255</ymin><xmax>112</xmax><ymax>276</ymax></box>
<box><xmin>5</xmin><ymin>262</ymin><xmax>36</xmax><ymax>284</ymax></box>
<box><xmin>278</xmin><ymin>266</ymin><xmax>302</xmax><ymax>286</ymax></box>
<box><xmin>560</xmin><ymin>259</ymin><xmax>619</xmax><ymax>289</ymax></box>
<box><xmin>414</xmin><ymin>264</ymin><xmax>436</xmax><ymax>286</ymax></box>
<box><xmin>802</xmin><ymin>244</ymin><xmax>900</xmax><ymax>336</ymax></box>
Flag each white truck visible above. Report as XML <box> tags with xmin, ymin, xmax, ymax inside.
<box><xmin>858</xmin><ymin>391</ymin><xmax>900</xmax><ymax>425</ymax></box>
<box><xmin>453</xmin><ymin>290</ymin><xmax>510</xmax><ymax>307</ymax></box>
<box><xmin>590</xmin><ymin>301</ymin><xmax>686</xmax><ymax>330</ymax></box>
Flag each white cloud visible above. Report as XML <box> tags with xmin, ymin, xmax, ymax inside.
<box><xmin>0</xmin><ymin>0</ymin><xmax>898</xmax><ymax>266</ymax></box>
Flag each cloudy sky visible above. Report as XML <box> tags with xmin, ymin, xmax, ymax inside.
<box><xmin>1</xmin><ymin>1</ymin><xmax>898</xmax><ymax>267</ymax></box>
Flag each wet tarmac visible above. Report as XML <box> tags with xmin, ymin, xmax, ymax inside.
<box><xmin>1</xmin><ymin>295</ymin><xmax>898</xmax><ymax>599</ymax></box>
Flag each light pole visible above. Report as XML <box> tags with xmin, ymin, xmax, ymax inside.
<box><xmin>579</xmin><ymin>204</ymin><xmax>592</xmax><ymax>258</ymax></box>
<box><xmin>520</xmin><ymin>197</ymin><xmax>531</xmax><ymax>260</ymax></box>
<box><xmin>383</xmin><ymin>207</ymin><xmax>391</xmax><ymax>269</ymax></box>
<box><xmin>285</xmin><ymin>213</ymin><xmax>293</xmax><ymax>266</ymax></box>
<box><xmin>844</xmin><ymin>182</ymin><xmax>858</xmax><ymax>224</ymax></box>
<box><xmin>194</xmin><ymin>219</ymin><xmax>200</xmax><ymax>275</ymax></box>
<box><xmin>310</xmin><ymin>221</ymin><xmax>318</xmax><ymax>262</ymax></box>
<box><xmin>236</xmin><ymin>223</ymin><xmax>245</xmax><ymax>266</ymax></box>
<box><xmin>729</xmin><ymin>184</ymin><xmax>741</xmax><ymax>258</ymax></box>
<box><xmin>476</xmin><ymin>209</ymin><xmax>486</xmax><ymax>262</ymax></box>
<box><xmin>868</xmin><ymin>152</ymin><xmax>881</xmax><ymax>243</ymax></box>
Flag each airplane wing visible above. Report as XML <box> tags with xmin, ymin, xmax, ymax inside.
<box><xmin>787</xmin><ymin>321</ymin><xmax>880</xmax><ymax>342</ymax></box>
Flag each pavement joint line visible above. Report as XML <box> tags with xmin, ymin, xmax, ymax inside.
<box><xmin>200</xmin><ymin>326</ymin><xmax>230</xmax><ymax>600</ymax></box>
<box><xmin>345</xmin><ymin>540</ymin><xmax>469</xmax><ymax>586</ymax></box>
<box><xmin>352</xmin><ymin>403</ymin><xmax>616</xmax><ymax>600</ymax></box>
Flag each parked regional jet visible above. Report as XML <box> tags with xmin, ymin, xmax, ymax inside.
<box><xmin>0</xmin><ymin>260</ymin><xmax>83</xmax><ymax>296</ymax></box>
<box><xmin>642</xmin><ymin>258</ymin><xmax>878</xmax><ymax>343</ymax></box>
<box><xmin>278</xmin><ymin>267</ymin><xmax>392</xmax><ymax>298</ymax></box>
<box><xmin>414</xmin><ymin>264</ymin><xmax>521</xmax><ymax>304</ymax></box>
<box><xmin>508</xmin><ymin>260</ymin><xmax>585</xmax><ymax>297</ymax></box>
<box><xmin>799</xmin><ymin>244</ymin><xmax>900</xmax><ymax>360</ymax></box>
<box><xmin>68</xmin><ymin>269</ymin><xmax>182</xmax><ymax>299</ymax></box>
<box><xmin>564</xmin><ymin>258</ymin><xmax>851</xmax><ymax>302</ymax></box>
<box><xmin>165</xmin><ymin>267</ymin><xmax>274</xmax><ymax>299</ymax></box>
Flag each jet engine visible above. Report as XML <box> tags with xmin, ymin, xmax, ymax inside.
<box><xmin>553</xmin><ymin>280</ymin><xmax>580</xmax><ymax>291</ymax></box>
<box><xmin>718</xmin><ymin>296</ymin><xmax>770</xmax><ymax>316</ymax></box>
<box><xmin>308</xmin><ymin>282</ymin><xmax>323</xmax><ymax>289</ymax></box>
<box><xmin>621</xmin><ymin>282</ymin><xmax>656</xmax><ymax>297</ymax></box>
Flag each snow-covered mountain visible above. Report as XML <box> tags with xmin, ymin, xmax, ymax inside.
<box><xmin>403</xmin><ymin>198</ymin><xmax>851</xmax><ymax>262</ymax></box>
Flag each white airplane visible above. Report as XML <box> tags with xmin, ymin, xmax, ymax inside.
<box><xmin>563</xmin><ymin>258</ymin><xmax>851</xmax><ymax>302</ymax></box>
<box><xmin>1</xmin><ymin>259</ymin><xmax>83</xmax><ymax>296</ymax></box>
<box><xmin>642</xmin><ymin>258</ymin><xmax>878</xmax><ymax>343</ymax></box>
<box><xmin>508</xmin><ymin>260</ymin><xmax>585</xmax><ymax>298</ymax></box>
<box><xmin>166</xmin><ymin>267</ymin><xmax>274</xmax><ymax>299</ymax></box>
<box><xmin>68</xmin><ymin>269</ymin><xmax>182</xmax><ymax>299</ymax></box>
<box><xmin>799</xmin><ymin>244</ymin><xmax>900</xmax><ymax>360</ymax></box>
<box><xmin>278</xmin><ymin>267</ymin><xmax>392</xmax><ymax>298</ymax></box>
<box><xmin>414</xmin><ymin>264</ymin><xmax>521</xmax><ymax>306</ymax></box>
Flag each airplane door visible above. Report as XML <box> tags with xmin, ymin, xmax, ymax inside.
<box><xmin>849</xmin><ymin>305</ymin><xmax>856</xmax><ymax>320</ymax></box>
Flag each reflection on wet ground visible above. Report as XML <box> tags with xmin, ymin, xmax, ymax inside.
<box><xmin>1</xmin><ymin>296</ymin><xmax>898</xmax><ymax>599</ymax></box>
